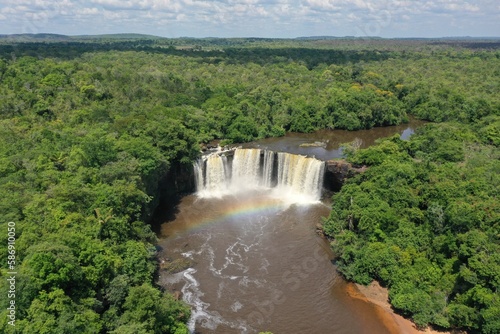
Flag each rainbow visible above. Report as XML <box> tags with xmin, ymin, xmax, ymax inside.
<box><xmin>184</xmin><ymin>195</ymin><xmax>287</xmax><ymax>232</ymax></box>
<box><xmin>162</xmin><ymin>189</ymin><xmax>325</xmax><ymax>238</ymax></box>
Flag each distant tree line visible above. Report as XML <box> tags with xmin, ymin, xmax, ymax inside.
<box><xmin>0</xmin><ymin>39</ymin><xmax>498</xmax><ymax>333</ymax></box>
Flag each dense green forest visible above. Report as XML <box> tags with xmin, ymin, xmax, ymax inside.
<box><xmin>324</xmin><ymin>121</ymin><xmax>499</xmax><ymax>332</ymax></box>
<box><xmin>0</xmin><ymin>37</ymin><xmax>499</xmax><ymax>333</ymax></box>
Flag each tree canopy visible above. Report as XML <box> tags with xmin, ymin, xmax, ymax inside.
<box><xmin>0</xmin><ymin>37</ymin><xmax>498</xmax><ymax>333</ymax></box>
<box><xmin>324</xmin><ymin>123</ymin><xmax>499</xmax><ymax>332</ymax></box>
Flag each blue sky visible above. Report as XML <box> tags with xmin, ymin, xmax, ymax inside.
<box><xmin>0</xmin><ymin>0</ymin><xmax>498</xmax><ymax>38</ymax></box>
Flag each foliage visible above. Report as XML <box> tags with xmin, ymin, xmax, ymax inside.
<box><xmin>324</xmin><ymin>123</ymin><xmax>500</xmax><ymax>332</ymax></box>
<box><xmin>0</xmin><ymin>38</ymin><xmax>498</xmax><ymax>333</ymax></box>
<box><xmin>0</xmin><ymin>48</ymin><xmax>200</xmax><ymax>333</ymax></box>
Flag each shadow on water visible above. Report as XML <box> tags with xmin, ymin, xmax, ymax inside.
<box><xmin>150</xmin><ymin>161</ymin><xmax>196</xmax><ymax>235</ymax></box>
<box><xmin>150</xmin><ymin>195</ymin><xmax>182</xmax><ymax>236</ymax></box>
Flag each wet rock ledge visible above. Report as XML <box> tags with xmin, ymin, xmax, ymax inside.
<box><xmin>324</xmin><ymin>160</ymin><xmax>367</xmax><ymax>192</ymax></box>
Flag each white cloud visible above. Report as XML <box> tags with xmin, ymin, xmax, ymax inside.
<box><xmin>1</xmin><ymin>7</ymin><xmax>17</xmax><ymax>14</ymax></box>
<box><xmin>444</xmin><ymin>2</ymin><xmax>479</xmax><ymax>12</ymax></box>
<box><xmin>303</xmin><ymin>0</ymin><xmax>339</xmax><ymax>12</ymax></box>
<box><xmin>89</xmin><ymin>0</ymin><xmax>153</xmax><ymax>10</ymax></box>
<box><xmin>79</xmin><ymin>7</ymin><xmax>100</xmax><ymax>15</ymax></box>
<box><xmin>0</xmin><ymin>0</ymin><xmax>497</xmax><ymax>37</ymax></box>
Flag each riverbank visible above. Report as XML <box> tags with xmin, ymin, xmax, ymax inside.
<box><xmin>346</xmin><ymin>281</ymin><xmax>457</xmax><ymax>334</ymax></box>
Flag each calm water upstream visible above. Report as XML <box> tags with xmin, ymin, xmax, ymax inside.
<box><xmin>157</xmin><ymin>121</ymin><xmax>425</xmax><ymax>334</ymax></box>
<box><xmin>240</xmin><ymin>118</ymin><xmax>426</xmax><ymax>160</ymax></box>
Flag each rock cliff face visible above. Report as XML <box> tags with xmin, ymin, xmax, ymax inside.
<box><xmin>148</xmin><ymin>162</ymin><xmax>195</xmax><ymax>228</ymax></box>
<box><xmin>324</xmin><ymin>160</ymin><xmax>367</xmax><ymax>191</ymax></box>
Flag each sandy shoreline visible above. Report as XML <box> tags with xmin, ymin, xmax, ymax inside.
<box><xmin>346</xmin><ymin>281</ymin><xmax>454</xmax><ymax>334</ymax></box>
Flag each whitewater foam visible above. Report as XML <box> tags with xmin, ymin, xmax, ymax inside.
<box><xmin>194</xmin><ymin>148</ymin><xmax>324</xmax><ymax>203</ymax></box>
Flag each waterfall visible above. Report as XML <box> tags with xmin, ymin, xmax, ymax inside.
<box><xmin>206</xmin><ymin>154</ymin><xmax>228</xmax><ymax>191</ymax></box>
<box><xmin>193</xmin><ymin>160</ymin><xmax>204</xmax><ymax>192</ymax></box>
<box><xmin>276</xmin><ymin>152</ymin><xmax>325</xmax><ymax>201</ymax></box>
<box><xmin>194</xmin><ymin>154</ymin><xmax>229</xmax><ymax>196</ymax></box>
<box><xmin>262</xmin><ymin>150</ymin><xmax>274</xmax><ymax>188</ymax></box>
<box><xmin>232</xmin><ymin>149</ymin><xmax>261</xmax><ymax>187</ymax></box>
<box><xmin>194</xmin><ymin>149</ymin><xmax>325</xmax><ymax>202</ymax></box>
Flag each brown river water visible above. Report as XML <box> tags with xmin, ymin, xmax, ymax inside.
<box><xmin>156</xmin><ymin>120</ymin><xmax>425</xmax><ymax>334</ymax></box>
<box><xmin>239</xmin><ymin>119</ymin><xmax>426</xmax><ymax>161</ymax></box>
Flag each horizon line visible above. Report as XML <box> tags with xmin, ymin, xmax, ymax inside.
<box><xmin>1</xmin><ymin>33</ymin><xmax>500</xmax><ymax>40</ymax></box>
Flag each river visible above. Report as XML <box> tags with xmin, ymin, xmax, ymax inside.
<box><xmin>156</xmin><ymin>120</ymin><xmax>425</xmax><ymax>334</ymax></box>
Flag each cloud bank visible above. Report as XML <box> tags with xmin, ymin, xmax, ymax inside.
<box><xmin>0</xmin><ymin>0</ymin><xmax>498</xmax><ymax>37</ymax></box>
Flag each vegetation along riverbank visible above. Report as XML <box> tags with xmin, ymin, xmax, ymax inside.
<box><xmin>0</xmin><ymin>36</ymin><xmax>498</xmax><ymax>333</ymax></box>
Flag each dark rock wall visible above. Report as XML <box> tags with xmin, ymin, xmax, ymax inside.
<box><xmin>324</xmin><ymin>160</ymin><xmax>366</xmax><ymax>192</ymax></box>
